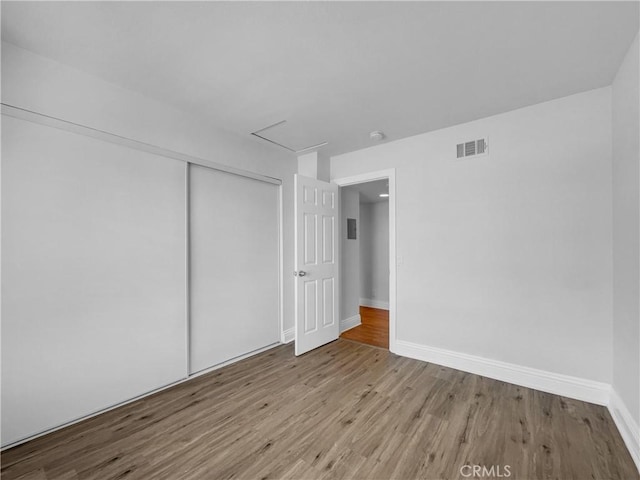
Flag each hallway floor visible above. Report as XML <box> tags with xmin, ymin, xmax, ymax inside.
<box><xmin>340</xmin><ymin>306</ymin><xmax>389</xmax><ymax>349</ymax></box>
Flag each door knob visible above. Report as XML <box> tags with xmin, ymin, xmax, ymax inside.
<box><xmin>294</xmin><ymin>270</ymin><xmax>307</xmax><ymax>277</ymax></box>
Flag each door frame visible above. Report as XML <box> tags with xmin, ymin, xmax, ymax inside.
<box><xmin>333</xmin><ymin>168</ymin><xmax>397</xmax><ymax>353</ymax></box>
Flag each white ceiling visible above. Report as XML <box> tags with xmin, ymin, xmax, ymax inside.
<box><xmin>2</xmin><ymin>2</ymin><xmax>638</xmax><ymax>157</ymax></box>
<box><xmin>344</xmin><ymin>180</ymin><xmax>389</xmax><ymax>204</ymax></box>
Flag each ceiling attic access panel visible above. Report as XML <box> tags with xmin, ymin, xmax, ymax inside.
<box><xmin>251</xmin><ymin>120</ymin><xmax>327</xmax><ymax>153</ymax></box>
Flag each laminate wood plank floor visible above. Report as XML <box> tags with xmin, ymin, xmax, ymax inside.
<box><xmin>2</xmin><ymin>340</ymin><xmax>637</xmax><ymax>480</ymax></box>
<box><xmin>340</xmin><ymin>306</ymin><xmax>389</xmax><ymax>349</ymax></box>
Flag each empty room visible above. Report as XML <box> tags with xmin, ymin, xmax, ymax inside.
<box><xmin>1</xmin><ymin>2</ymin><xmax>639</xmax><ymax>480</ymax></box>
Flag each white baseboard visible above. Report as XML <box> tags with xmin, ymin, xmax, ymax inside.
<box><xmin>282</xmin><ymin>327</ymin><xmax>295</xmax><ymax>344</ymax></box>
<box><xmin>340</xmin><ymin>314</ymin><xmax>361</xmax><ymax>333</ymax></box>
<box><xmin>609</xmin><ymin>389</ymin><xmax>640</xmax><ymax>473</ymax></box>
<box><xmin>395</xmin><ymin>339</ymin><xmax>640</xmax><ymax>472</ymax></box>
<box><xmin>360</xmin><ymin>298</ymin><xmax>389</xmax><ymax>310</ymax></box>
<box><xmin>394</xmin><ymin>339</ymin><xmax>610</xmax><ymax>406</ymax></box>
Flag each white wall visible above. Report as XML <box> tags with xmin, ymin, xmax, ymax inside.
<box><xmin>612</xmin><ymin>33</ymin><xmax>640</xmax><ymax>427</ymax></box>
<box><xmin>1</xmin><ymin>42</ymin><xmax>297</xmax><ymax>333</ymax></box>
<box><xmin>340</xmin><ymin>187</ymin><xmax>360</xmax><ymax>321</ymax></box>
<box><xmin>360</xmin><ymin>201</ymin><xmax>389</xmax><ymax>306</ymax></box>
<box><xmin>332</xmin><ymin>88</ymin><xmax>613</xmax><ymax>383</ymax></box>
<box><xmin>298</xmin><ymin>151</ymin><xmax>319</xmax><ymax>179</ymax></box>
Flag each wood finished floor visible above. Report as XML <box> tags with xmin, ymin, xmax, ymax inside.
<box><xmin>340</xmin><ymin>306</ymin><xmax>389</xmax><ymax>349</ymax></box>
<box><xmin>2</xmin><ymin>340</ymin><xmax>637</xmax><ymax>480</ymax></box>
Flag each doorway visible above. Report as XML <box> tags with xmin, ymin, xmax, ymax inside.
<box><xmin>334</xmin><ymin>169</ymin><xmax>396</xmax><ymax>352</ymax></box>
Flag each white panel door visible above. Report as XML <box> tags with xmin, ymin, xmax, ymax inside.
<box><xmin>189</xmin><ymin>165</ymin><xmax>280</xmax><ymax>374</ymax></box>
<box><xmin>294</xmin><ymin>174</ymin><xmax>339</xmax><ymax>355</ymax></box>
<box><xmin>1</xmin><ymin>115</ymin><xmax>187</xmax><ymax>447</ymax></box>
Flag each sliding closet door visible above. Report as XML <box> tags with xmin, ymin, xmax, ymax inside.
<box><xmin>1</xmin><ymin>115</ymin><xmax>187</xmax><ymax>446</ymax></box>
<box><xmin>189</xmin><ymin>165</ymin><xmax>279</xmax><ymax>374</ymax></box>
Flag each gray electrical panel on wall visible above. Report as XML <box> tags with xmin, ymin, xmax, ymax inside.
<box><xmin>347</xmin><ymin>218</ymin><xmax>357</xmax><ymax>239</ymax></box>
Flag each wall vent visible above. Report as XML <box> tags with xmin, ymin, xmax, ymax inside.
<box><xmin>456</xmin><ymin>138</ymin><xmax>488</xmax><ymax>159</ymax></box>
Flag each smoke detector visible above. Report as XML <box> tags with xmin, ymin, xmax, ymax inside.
<box><xmin>370</xmin><ymin>131</ymin><xmax>385</xmax><ymax>142</ymax></box>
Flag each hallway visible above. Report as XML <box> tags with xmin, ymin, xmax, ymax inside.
<box><xmin>340</xmin><ymin>306</ymin><xmax>389</xmax><ymax>349</ymax></box>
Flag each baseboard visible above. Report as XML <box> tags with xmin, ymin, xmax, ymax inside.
<box><xmin>282</xmin><ymin>327</ymin><xmax>295</xmax><ymax>344</ymax></box>
<box><xmin>394</xmin><ymin>339</ymin><xmax>610</xmax><ymax>406</ymax></box>
<box><xmin>340</xmin><ymin>314</ymin><xmax>361</xmax><ymax>333</ymax></box>
<box><xmin>360</xmin><ymin>298</ymin><xmax>389</xmax><ymax>310</ymax></box>
<box><xmin>609</xmin><ymin>389</ymin><xmax>640</xmax><ymax>473</ymax></box>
